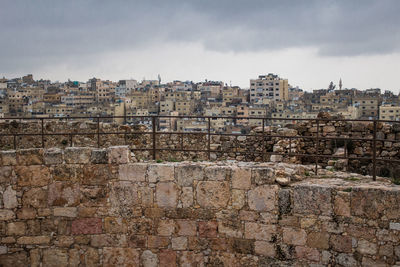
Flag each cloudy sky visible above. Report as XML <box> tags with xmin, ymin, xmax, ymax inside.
<box><xmin>1</xmin><ymin>0</ymin><xmax>400</xmax><ymax>92</ymax></box>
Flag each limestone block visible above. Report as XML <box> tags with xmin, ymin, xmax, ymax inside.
<box><xmin>7</xmin><ymin>222</ymin><xmax>26</xmax><ymax>235</ymax></box>
<box><xmin>82</xmin><ymin>164</ymin><xmax>116</xmax><ymax>185</ymax></box>
<box><xmin>159</xmin><ymin>250</ymin><xmax>177</xmax><ymax>267</ymax></box>
<box><xmin>0</xmin><ymin>151</ymin><xmax>17</xmax><ymax>166</ymax></box>
<box><xmin>175</xmin><ymin>164</ymin><xmax>204</xmax><ymax>187</ymax></box>
<box><xmin>157</xmin><ymin>220</ymin><xmax>175</xmax><ymax>236</ymax></box>
<box><xmin>71</xmin><ymin>218</ymin><xmax>102</xmax><ymax>235</ymax></box>
<box><xmin>245</xmin><ymin>222</ymin><xmax>276</xmax><ymax>241</ymax></box>
<box><xmin>17</xmin><ymin>236</ymin><xmax>50</xmax><ymax>245</ymax></box>
<box><xmin>22</xmin><ymin>188</ymin><xmax>47</xmax><ymax>208</ymax></box>
<box><xmin>334</xmin><ymin>191</ymin><xmax>350</xmax><ymax>217</ymax></box>
<box><xmin>196</xmin><ymin>181</ymin><xmax>230</xmax><ymax>208</ymax></box>
<box><xmin>119</xmin><ymin>163</ymin><xmax>147</xmax><ymax>182</ymax></box>
<box><xmin>102</xmin><ymin>248</ymin><xmax>139</xmax><ymax>267</ymax></box>
<box><xmin>64</xmin><ymin>147</ymin><xmax>91</xmax><ymax>164</ymax></box>
<box><xmin>176</xmin><ymin>220</ymin><xmax>196</xmax><ymax>236</ymax></box>
<box><xmin>16</xmin><ymin>165</ymin><xmax>51</xmax><ymax>187</ymax></box>
<box><xmin>198</xmin><ymin>221</ymin><xmax>218</xmax><ymax>238</ymax></box>
<box><xmin>293</xmin><ymin>184</ymin><xmax>332</xmax><ymax>216</ymax></box>
<box><xmin>252</xmin><ymin>167</ymin><xmax>275</xmax><ymax>185</ymax></box>
<box><xmin>109</xmin><ymin>181</ymin><xmax>139</xmax><ymax>216</ymax></box>
<box><xmin>147</xmin><ymin>164</ymin><xmax>174</xmax><ymax>183</ymax></box>
<box><xmin>181</xmin><ymin>187</ymin><xmax>193</xmax><ymax>208</ymax></box>
<box><xmin>0</xmin><ymin>167</ymin><xmax>16</xmax><ymax>184</ymax></box>
<box><xmin>3</xmin><ymin>186</ymin><xmax>17</xmax><ymax>209</ymax></box>
<box><xmin>204</xmin><ymin>166</ymin><xmax>230</xmax><ymax>181</ymax></box>
<box><xmin>90</xmin><ymin>149</ymin><xmax>108</xmax><ymax>164</ymax></box>
<box><xmin>357</xmin><ymin>239</ymin><xmax>377</xmax><ymax>255</ymax></box>
<box><xmin>42</xmin><ymin>249</ymin><xmax>68</xmax><ymax>267</ymax></box>
<box><xmin>172</xmin><ymin>237</ymin><xmax>188</xmax><ymax>250</ymax></box>
<box><xmin>141</xmin><ymin>250</ymin><xmax>158</xmax><ymax>267</ymax></box>
<box><xmin>108</xmin><ymin>146</ymin><xmax>130</xmax><ymax>164</ymax></box>
<box><xmin>16</xmin><ymin>148</ymin><xmax>44</xmax><ymax>165</ymax></box>
<box><xmin>48</xmin><ymin>182</ymin><xmax>80</xmax><ymax>207</ymax></box>
<box><xmin>248</xmin><ymin>185</ymin><xmax>278</xmax><ymax>212</ymax></box>
<box><xmin>254</xmin><ymin>241</ymin><xmax>276</xmax><ymax>257</ymax></box>
<box><xmin>44</xmin><ymin>148</ymin><xmax>63</xmax><ymax>165</ymax></box>
<box><xmin>307</xmin><ymin>231</ymin><xmax>330</xmax><ymax>249</ymax></box>
<box><xmin>295</xmin><ymin>246</ymin><xmax>320</xmax><ymax>262</ymax></box>
<box><xmin>330</xmin><ymin>234</ymin><xmax>352</xmax><ymax>253</ymax></box>
<box><xmin>53</xmin><ymin>207</ymin><xmax>77</xmax><ymax>217</ymax></box>
<box><xmin>156</xmin><ymin>182</ymin><xmax>178</xmax><ymax>208</ymax></box>
<box><xmin>231</xmin><ymin>166</ymin><xmax>251</xmax><ymax>190</ymax></box>
<box><xmin>282</xmin><ymin>227</ymin><xmax>307</xmax><ymax>246</ymax></box>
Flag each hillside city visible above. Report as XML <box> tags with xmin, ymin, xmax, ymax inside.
<box><xmin>1</xmin><ymin>73</ymin><xmax>399</xmax><ymax>133</ymax></box>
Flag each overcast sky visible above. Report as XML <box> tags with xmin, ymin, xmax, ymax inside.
<box><xmin>1</xmin><ymin>0</ymin><xmax>400</xmax><ymax>92</ymax></box>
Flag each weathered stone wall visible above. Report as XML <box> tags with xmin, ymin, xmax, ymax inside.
<box><xmin>1</xmin><ymin>146</ymin><xmax>400</xmax><ymax>266</ymax></box>
<box><xmin>1</xmin><ymin>119</ymin><xmax>400</xmax><ymax>177</ymax></box>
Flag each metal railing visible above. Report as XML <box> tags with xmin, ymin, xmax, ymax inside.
<box><xmin>1</xmin><ymin>115</ymin><xmax>400</xmax><ymax>181</ymax></box>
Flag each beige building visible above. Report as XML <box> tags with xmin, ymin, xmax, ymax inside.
<box><xmin>353</xmin><ymin>97</ymin><xmax>379</xmax><ymax>119</ymax></box>
<box><xmin>250</xmin><ymin>74</ymin><xmax>289</xmax><ymax>103</ymax></box>
<box><xmin>380</xmin><ymin>104</ymin><xmax>400</xmax><ymax>121</ymax></box>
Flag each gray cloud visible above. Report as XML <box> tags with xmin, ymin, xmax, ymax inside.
<box><xmin>1</xmin><ymin>0</ymin><xmax>399</xmax><ymax>74</ymax></box>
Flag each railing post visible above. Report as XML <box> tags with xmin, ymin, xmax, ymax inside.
<box><xmin>13</xmin><ymin>134</ymin><xmax>16</xmax><ymax>150</ymax></box>
<box><xmin>152</xmin><ymin>116</ymin><xmax>156</xmax><ymax>160</ymax></box>
<box><xmin>70</xmin><ymin>134</ymin><xmax>73</xmax><ymax>147</ymax></box>
<box><xmin>373</xmin><ymin>120</ymin><xmax>377</xmax><ymax>181</ymax></box>
<box><xmin>315</xmin><ymin>119</ymin><xmax>320</xmax><ymax>175</ymax></box>
<box><xmin>41</xmin><ymin>118</ymin><xmax>45</xmax><ymax>148</ymax></box>
<box><xmin>262</xmin><ymin>118</ymin><xmax>265</xmax><ymax>162</ymax></box>
<box><xmin>97</xmin><ymin>116</ymin><xmax>100</xmax><ymax>148</ymax></box>
<box><xmin>207</xmin><ymin>117</ymin><xmax>211</xmax><ymax>161</ymax></box>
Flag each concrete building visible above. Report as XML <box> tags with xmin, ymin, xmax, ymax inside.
<box><xmin>250</xmin><ymin>74</ymin><xmax>289</xmax><ymax>103</ymax></box>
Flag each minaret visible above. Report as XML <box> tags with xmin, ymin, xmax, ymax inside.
<box><xmin>339</xmin><ymin>78</ymin><xmax>342</xmax><ymax>90</ymax></box>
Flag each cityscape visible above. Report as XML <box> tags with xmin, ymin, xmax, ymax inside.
<box><xmin>1</xmin><ymin>73</ymin><xmax>399</xmax><ymax>133</ymax></box>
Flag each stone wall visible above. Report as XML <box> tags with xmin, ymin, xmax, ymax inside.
<box><xmin>1</xmin><ymin>119</ymin><xmax>400</xmax><ymax>178</ymax></box>
<box><xmin>1</xmin><ymin>146</ymin><xmax>400</xmax><ymax>266</ymax></box>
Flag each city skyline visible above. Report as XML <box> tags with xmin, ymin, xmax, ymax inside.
<box><xmin>1</xmin><ymin>1</ymin><xmax>400</xmax><ymax>92</ymax></box>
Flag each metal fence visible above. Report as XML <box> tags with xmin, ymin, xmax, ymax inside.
<box><xmin>1</xmin><ymin>115</ymin><xmax>400</xmax><ymax>181</ymax></box>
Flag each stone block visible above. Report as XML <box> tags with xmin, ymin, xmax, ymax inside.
<box><xmin>102</xmin><ymin>248</ymin><xmax>139</xmax><ymax>267</ymax></box>
<box><xmin>141</xmin><ymin>250</ymin><xmax>158</xmax><ymax>267</ymax></box>
<box><xmin>176</xmin><ymin>220</ymin><xmax>197</xmax><ymax>236</ymax></box>
<box><xmin>82</xmin><ymin>164</ymin><xmax>116</xmax><ymax>185</ymax></box>
<box><xmin>48</xmin><ymin>182</ymin><xmax>80</xmax><ymax>207</ymax></box>
<box><xmin>119</xmin><ymin>163</ymin><xmax>147</xmax><ymax>182</ymax></box>
<box><xmin>357</xmin><ymin>239</ymin><xmax>377</xmax><ymax>255</ymax></box>
<box><xmin>128</xmin><ymin>235</ymin><xmax>147</xmax><ymax>248</ymax></box>
<box><xmin>44</xmin><ymin>148</ymin><xmax>63</xmax><ymax>165</ymax></box>
<box><xmin>282</xmin><ymin>227</ymin><xmax>307</xmax><ymax>246</ymax></box>
<box><xmin>390</xmin><ymin>222</ymin><xmax>400</xmax><ymax>231</ymax></box>
<box><xmin>104</xmin><ymin>217</ymin><xmax>128</xmax><ymax>234</ymax></box>
<box><xmin>109</xmin><ymin>181</ymin><xmax>139</xmax><ymax>216</ymax></box>
<box><xmin>295</xmin><ymin>246</ymin><xmax>320</xmax><ymax>262</ymax></box>
<box><xmin>156</xmin><ymin>182</ymin><xmax>178</xmax><ymax>208</ymax></box>
<box><xmin>245</xmin><ymin>222</ymin><xmax>276</xmax><ymax>241</ymax></box>
<box><xmin>336</xmin><ymin>253</ymin><xmax>358</xmax><ymax>267</ymax></box>
<box><xmin>16</xmin><ymin>148</ymin><xmax>44</xmax><ymax>165</ymax></box>
<box><xmin>157</xmin><ymin>220</ymin><xmax>175</xmax><ymax>236</ymax></box>
<box><xmin>159</xmin><ymin>250</ymin><xmax>177</xmax><ymax>267</ymax></box>
<box><xmin>179</xmin><ymin>251</ymin><xmax>204</xmax><ymax>267</ymax></box>
<box><xmin>231</xmin><ymin>166</ymin><xmax>251</xmax><ymax>190</ymax></box>
<box><xmin>90</xmin><ymin>149</ymin><xmax>108</xmax><ymax>164</ymax></box>
<box><xmin>181</xmin><ymin>187</ymin><xmax>193</xmax><ymax>208</ymax></box>
<box><xmin>16</xmin><ymin>165</ymin><xmax>51</xmax><ymax>187</ymax></box>
<box><xmin>232</xmin><ymin>238</ymin><xmax>254</xmax><ymax>254</ymax></box>
<box><xmin>64</xmin><ymin>147</ymin><xmax>92</xmax><ymax>164</ymax></box>
<box><xmin>51</xmin><ymin>164</ymin><xmax>83</xmax><ymax>182</ymax></box>
<box><xmin>232</xmin><ymin>189</ymin><xmax>245</xmax><ymax>209</ymax></box>
<box><xmin>139</xmin><ymin>186</ymin><xmax>153</xmax><ymax>207</ymax></box>
<box><xmin>255</xmin><ymin>241</ymin><xmax>276</xmax><ymax>257</ymax></box>
<box><xmin>248</xmin><ymin>185</ymin><xmax>278</xmax><ymax>212</ymax></box>
<box><xmin>204</xmin><ymin>166</ymin><xmax>230</xmax><ymax>181</ymax></box>
<box><xmin>252</xmin><ymin>167</ymin><xmax>275</xmax><ymax>185</ymax></box>
<box><xmin>196</xmin><ymin>181</ymin><xmax>230</xmax><ymax>208</ymax></box>
<box><xmin>0</xmin><ymin>151</ymin><xmax>17</xmax><ymax>166</ymax></box>
<box><xmin>147</xmin><ymin>236</ymin><xmax>169</xmax><ymax>248</ymax></box>
<box><xmin>293</xmin><ymin>184</ymin><xmax>332</xmax><ymax>216</ymax></box>
<box><xmin>198</xmin><ymin>221</ymin><xmax>218</xmax><ymax>238</ymax></box>
<box><xmin>147</xmin><ymin>164</ymin><xmax>174</xmax><ymax>183</ymax></box>
<box><xmin>334</xmin><ymin>191</ymin><xmax>350</xmax><ymax>217</ymax></box>
<box><xmin>43</xmin><ymin>249</ymin><xmax>68</xmax><ymax>267</ymax></box>
<box><xmin>172</xmin><ymin>236</ymin><xmax>188</xmax><ymax>250</ymax></box>
<box><xmin>7</xmin><ymin>222</ymin><xmax>26</xmax><ymax>235</ymax></box>
<box><xmin>175</xmin><ymin>164</ymin><xmax>203</xmax><ymax>187</ymax></box>
<box><xmin>0</xmin><ymin>251</ymin><xmax>28</xmax><ymax>266</ymax></box>
<box><xmin>3</xmin><ymin>186</ymin><xmax>17</xmax><ymax>209</ymax></box>
<box><xmin>71</xmin><ymin>218</ymin><xmax>102</xmax><ymax>235</ymax></box>
<box><xmin>307</xmin><ymin>232</ymin><xmax>330</xmax><ymax>249</ymax></box>
<box><xmin>17</xmin><ymin>236</ymin><xmax>51</xmax><ymax>244</ymax></box>
<box><xmin>53</xmin><ymin>207</ymin><xmax>77</xmax><ymax>217</ymax></box>
<box><xmin>16</xmin><ymin>207</ymin><xmax>36</xmax><ymax>219</ymax></box>
<box><xmin>0</xmin><ymin>167</ymin><xmax>16</xmax><ymax>184</ymax></box>
<box><xmin>108</xmin><ymin>146</ymin><xmax>130</xmax><ymax>164</ymax></box>
<box><xmin>90</xmin><ymin>234</ymin><xmax>127</xmax><ymax>247</ymax></box>
<box><xmin>330</xmin><ymin>234</ymin><xmax>352</xmax><ymax>253</ymax></box>
<box><xmin>22</xmin><ymin>187</ymin><xmax>47</xmax><ymax>208</ymax></box>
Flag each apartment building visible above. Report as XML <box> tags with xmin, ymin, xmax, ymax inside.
<box><xmin>250</xmin><ymin>74</ymin><xmax>289</xmax><ymax>103</ymax></box>
<box><xmin>353</xmin><ymin>96</ymin><xmax>379</xmax><ymax>119</ymax></box>
<box><xmin>380</xmin><ymin>104</ymin><xmax>400</xmax><ymax>121</ymax></box>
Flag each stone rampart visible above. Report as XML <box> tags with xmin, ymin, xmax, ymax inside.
<box><xmin>1</xmin><ymin>146</ymin><xmax>400</xmax><ymax>266</ymax></box>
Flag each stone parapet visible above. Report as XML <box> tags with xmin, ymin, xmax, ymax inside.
<box><xmin>0</xmin><ymin>147</ymin><xmax>399</xmax><ymax>266</ymax></box>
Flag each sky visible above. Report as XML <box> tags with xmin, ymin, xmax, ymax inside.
<box><xmin>1</xmin><ymin>0</ymin><xmax>400</xmax><ymax>92</ymax></box>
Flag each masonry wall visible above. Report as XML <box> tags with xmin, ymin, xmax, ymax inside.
<box><xmin>1</xmin><ymin>119</ymin><xmax>400</xmax><ymax>177</ymax></box>
<box><xmin>1</xmin><ymin>147</ymin><xmax>400</xmax><ymax>266</ymax></box>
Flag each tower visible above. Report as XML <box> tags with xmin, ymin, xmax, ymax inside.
<box><xmin>339</xmin><ymin>78</ymin><xmax>342</xmax><ymax>90</ymax></box>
